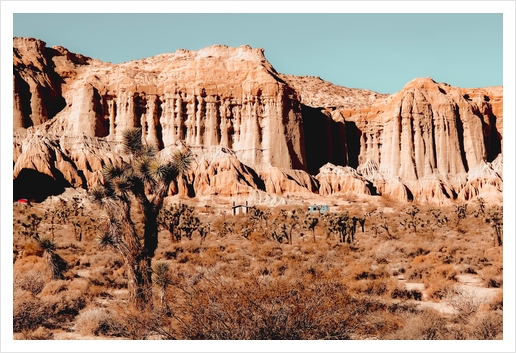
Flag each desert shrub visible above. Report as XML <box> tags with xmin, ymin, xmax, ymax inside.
<box><xmin>386</xmin><ymin>309</ymin><xmax>450</xmax><ymax>340</ymax></box>
<box><xmin>13</xmin><ymin>254</ymin><xmax>47</xmax><ymax>273</ymax></box>
<box><xmin>73</xmin><ymin>307</ymin><xmax>127</xmax><ymax>337</ymax></box>
<box><xmin>159</xmin><ymin>274</ymin><xmax>403</xmax><ymax>340</ymax></box>
<box><xmin>39</xmin><ymin>288</ymin><xmax>87</xmax><ymax>328</ymax></box>
<box><xmin>405</xmin><ymin>253</ymin><xmax>444</xmax><ymax>282</ymax></box>
<box><xmin>86</xmin><ymin>283</ymin><xmax>114</xmax><ymax>299</ymax></box>
<box><xmin>270</xmin><ymin>259</ymin><xmax>289</xmax><ymax>277</ymax></box>
<box><xmin>423</xmin><ymin>264</ymin><xmax>458</xmax><ymax>300</ymax></box>
<box><xmin>390</xmin><ymin>286</ymin><xmax>423</xmax><ymax>301</ymax></box>
<box><xmin>489</xmin><ymin>291</ymin><xmax>503</xmax><ymax>311</ymax></box>
<box><xmin>348</xmin><ymin>277</ymin><xmax>396</xmax><ymax>297</ymax></box>
<box><xmin>467</xmin><ymin>311</ymin><xmax>503</xmax><ymax>339</ymax></box>
<box><xmin>480</xmin><ymin>265</ymin><xmax>503</xmax><ymax>288</ymax></box>
<box><xmin>14</xmin><ymin>326</ymin><xmax>54</xmax><ymax>340</ymax></box>
<box><xmin>445</xmin><ymin>285</ymin><xmax>491</xmax><ymax>320</ymax></box>
<box><xmin>39</xmin><ymin>280</ymin><xmax>68</xmax><ymax>296</ymax></box>
<box><xmin>14</xmin><ymin>269</ymin><xmax>46</xmax><ymax>295</ymax></box>
<box><xmin>13</xmin><ymin>290</ymin><xmax>47</xmax><ymax>332</ymax></box>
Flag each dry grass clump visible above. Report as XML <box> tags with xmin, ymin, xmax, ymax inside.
<box><xmin>14</xmin><ymin>269</ymin><xmax>46</xmax><ymax>295</ymax></box>
<box><xmin>404</xmin><ymin>254</ymin><xmax>459</xmax><ymax>300</ymax></box>
<box><xmin>480</xmin><ymin>265</ymin><xmax>503</xmax><ymax>288</ymax></box>
<box><xmin>467</xmin><ymin>311</ymin><xmax>503</xmax><ymax>339</ymax></box>
<box><xmin>73</xmin><ymin>307</ymin><xmax>127</xmax><ymax>337</ymax></box>
<box><xmin>13</xmin><ymin>276</ymin><xmax>90</xmax><ymax>336</ymax></box>
<box><xmin>385</xmin><ymin>309</ymin><xmax>452</xmax><ymax>340</ymax></box>
<box><xmin>13</xmin><ymin>290</ymin><xmax>47</xmax><ymax>332</ymax></box>
<box><xmin>445</xmin><ymin>285</ymin><xmax>491</xmax><ymax>319</ymax></box>
<box><xmin>38</xmin><ymin>284</ymin><xmax>87</xmax><ymax>330</ymax></box>
<box><xmin>423</xmin><ymin>264</ymin><xmax>458</xmax><ymax>300</ymax></box>
<box><xmin>13</xmin><ymin>254</ymin><xmax>47</xmax><ymax>273</ymax></box>
<box><xmin>13</xmin><ymin>326</ymin><xmax>54</xmax><ymax>340</ymax></box>
<box><xmin>343</xmin><ymin>262</ymin><xmax>401</xmax><ymax>298</ymax></box>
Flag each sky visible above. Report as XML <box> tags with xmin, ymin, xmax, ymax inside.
<box><xmin>11</xmin><ymin>12</ymin><xmax>503</xmax><ymax>94</ymax></box>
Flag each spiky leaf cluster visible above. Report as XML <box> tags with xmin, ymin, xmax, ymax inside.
<box><xmin>35</xmin><ymin>236</ymin><xmax>57</xmax><ymax>252</ymax></box>
<box><xmin>153</xmin><ymin>261</ymin><xmax>171</xmax><ymax>288</ymax></box>
<box><xmin>92</xmin><ymin>129</ymin><xmax>192</xmax><ymax>208</ymax></box>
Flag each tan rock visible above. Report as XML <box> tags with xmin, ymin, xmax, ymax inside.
<box><xmin>316</xmin><ymin>163</ymin><xmax>372</xmax><ymax>196</ymax></box>
<box><xmin>259</xmin><ymin>168</ymin><xmax>318</xmax><ymax>195</ymax></box>
<box><xmin>12</xmin><ymin>39</ymin><xmax>503</xmax><ymax>205</ymax></box>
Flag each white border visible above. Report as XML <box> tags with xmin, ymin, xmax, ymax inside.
<box><xmin>2</xmin><ymin>1</ymin><xmax>514</xmax><ymax>352</ymax></box>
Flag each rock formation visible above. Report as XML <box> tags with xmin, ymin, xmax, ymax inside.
<box><xmin>12</xmin><ymin>37</ymin><xmax>503</xmax><ymax>204</ymax></box>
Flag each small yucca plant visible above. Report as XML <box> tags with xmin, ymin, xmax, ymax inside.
<box><xmin>153</xmin><ymin>262</ymin><xmax>171</xmax><ymax>305</ymax></box>
<box><xmin>35</xmin><ymin>236</ymin><xmax>63</xmax><ymax>280</ymax></box>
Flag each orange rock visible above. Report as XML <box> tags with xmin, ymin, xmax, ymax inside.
<box><xmin>12</xmin><ymin>39</ymin><xmax>503</xmax><ymax>204</ymax></box>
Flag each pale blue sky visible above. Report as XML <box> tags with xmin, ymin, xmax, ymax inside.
<box><xmin>13</xmin><ymin>13</ymin><xmax>502</xmax><ymax>94</ymax></box>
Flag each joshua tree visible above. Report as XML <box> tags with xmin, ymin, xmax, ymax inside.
<box><xmin>303</xmin><ymin>215</ymin><xmax>319</xmax><ymax>243</ymax></box>
<box><xmin>159</xmin><ymin>203</ymin><xmax>189</xmax><ymax>242</ymax></box>
<box><xmin>198</xmin><ymin>223</ymin><xmax>211</xmax><ymax>244</ymax></box>
<box><xmin>403</xmin><ymin>205</ymin><xmax>422</xmax><ymax>234</ymax></box>
<box><xmin>219</xmin><ymin>221</ymin><xmax>234</xmax><ymax>238</ymax></box>
<box><xmin>405</xmin><ymin>205</ymin><xmax>420</xmax><ymax>220</ymax></box>
<box><xmin>240</xmin><ymin>222</ymin><xmax>254</xmax><ymax>240</ymax></box>
<box><xmin>357</xmin><ymin>215</ymin><xmax>366</xmax><ymax>233</ymax></box>
<box><xmin>249</xmin><ymin>206</ymin><xmax>272</xmax><ymax>236</ymax></box>
<box><xmin>44</xmin><ymin>199</ymin><xmax>75</xmax><ymax>240</ymax></box>
<box><xmin>323</xmin><ymin>212</ymin><xmax>357</xmax><ymax>244</ymax></box>
<box><xmin>430</xmin><ymin>208</ymin><xmax>449</xmax><ymax>226</ymax></box>
<box><xmin>400</xmin><ymin>217</ymin><xmax>422</xmax><ymax>234</ymax></box>
<box><xmin>472</xmin><ymin>197</ymin><xmax>486</xmax><ymax>218</ymax></box>
<box><xmin>20</xmin><ymin>213</ymin><xmax>42</xmax><ymax>239</ymax></box>
<box><xmin>454</xmin><ymin>203</ymin><xmax>468</xmax><ymax>226</ymax></box>
<box><xmin>485</xmin><ymin>206</ymin><xmax>503</xmax><ymax>247</ymax></box>
<box><xmin>379</xmin><ymin>217</ymin><xmax>393</xmax><ymax>240</ymax></box>
<box><xmin>371</xmin><ymin>223</ymin><xmax>379</xmax><ymax>237</ymax></box>
<box><xmin>428</xmin><ymin>208</ymin><xmax>449</xmax><ymax>236</ymax></box>
<box><xmin>272</xmin><ymin>208</ymin><xmax>301</xmax><ymax>245</ymax></box>
<box><xmin>90</xmin><ymin>128</ymin><xmax>192</xmax><ymax>309</ymax></box>
<box><xmin>271</xmin><ymin>224</ymin><xmax>288</xmax><ymax>244</ymax></box>
<box><xmin>177</xmin><ymin>206</ymin><xmax>200</xmax><ymax>240</ymax></box>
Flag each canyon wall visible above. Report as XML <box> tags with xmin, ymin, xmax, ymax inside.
<box><xmin>13</xmin><ymin>38</ymin><xmax>503</xmax><ymax>204</ymax></box>
<box><xmin>13</xmin><ymin>38</ymin><xmax>306</xmax><ymax>171</ymax></box>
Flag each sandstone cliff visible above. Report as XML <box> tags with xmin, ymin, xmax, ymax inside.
<box><xmin>14</xmin><ymin>38</ymin><xmax>306</xmax><ymax>171</ymax></box>
<box><xmin>13</xmin><ymin>37</ymin><xmax>503</xmax><ymax>204</ymax></box>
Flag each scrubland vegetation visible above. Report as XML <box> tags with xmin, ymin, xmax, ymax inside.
<box><xmin>12</xmin><ymin>128</ymin><xmax>503</xmax><ymax>340</ymax></box>
<box><xmin>13</xmin><ymin>193</ymin><xmax>503</xmax><ymax>340</ymax></box>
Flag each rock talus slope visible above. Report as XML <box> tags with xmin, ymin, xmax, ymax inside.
<box><xmin>13</xmin><ymin>37</ymin><xmax>503</xmax><ymax>204</ymax></box>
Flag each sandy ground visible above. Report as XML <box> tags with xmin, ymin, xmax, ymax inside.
<box><xmin>401</xmin><ymin>273</ymin><xmax>502</xmax><ymax>315</ymax></box>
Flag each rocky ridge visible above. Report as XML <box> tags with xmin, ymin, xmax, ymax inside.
<box><xmin>13</xmin><ymin>37</ymin><xmax>503</xmax><ymax>204</ymax></box>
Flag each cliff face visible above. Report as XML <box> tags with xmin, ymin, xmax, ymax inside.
<box><xmin>343</xmin><ymin>78</ymin><xmax>503</xmax><ymax>202</ymax></box>
<box><xmin>13</xmin><ymin>38</ymin><xmax>503</xmax><ymax>204</ymax></box>
<box><xmin>13</xmin><ymin>38</ymin><xmax>306</xmax><ymax>171</ymax></box>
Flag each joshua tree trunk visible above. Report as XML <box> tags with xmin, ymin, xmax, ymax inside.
<box><xmin>493</xmin><ymin>227</ymin><xmax>502</xmax><ymax>247</ymax></box>
<box><xmin>168</xmin><ymin>225</ymin><xmax>176</xmax><ymax>242</ymax></box>
<box><xmin>44</xmin><ymin>250</ymin><xmax>62</xmax><ymax>280</ymax></box>
<box><xmin>124</xmin><ymin>255</ymin><xmax>153</xmax><ymax>309</ymax></box>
